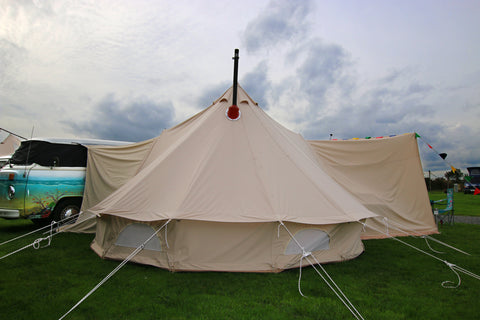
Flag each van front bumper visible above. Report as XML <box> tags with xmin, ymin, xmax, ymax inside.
<box><xmin>0</xmin><ymin>209</ymin><xmax>20</xmax><ymax>219</ymax></box>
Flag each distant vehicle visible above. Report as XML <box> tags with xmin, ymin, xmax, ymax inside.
<box><xmin>464</xmin><ymin>167</ymin><xmax>480</xmax><ymax>194</ymax></box>
<box><xmin>0</xmin><ymin>138</ymin><xmax>131</xmax><ymax>225</ymax></box>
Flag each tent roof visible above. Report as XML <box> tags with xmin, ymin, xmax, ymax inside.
<box><xmin>0</xmin><ymin>134</ymin><xmax>22</xmax><ymax>157</ymax></box>
<box><xmin>85</xmin><ymin>86</ymin><xmax>376</xmax><ymax>225</ymax></box>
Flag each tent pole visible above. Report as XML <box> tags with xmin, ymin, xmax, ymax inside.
<box><xmin>232</xmin><ymin>48</ymin><xmax>239</xmax><ymax>106</ymax></box>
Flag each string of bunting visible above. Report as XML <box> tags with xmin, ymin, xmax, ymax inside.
<box><xmin>331</xmin><ymin>134</ymin><xmax>399</xmax><ymax>141</ymax></box>
<box><xmin>415</xmin><ymin>133</ymin><xmax>480</xmax><ymax>195</ymax></box>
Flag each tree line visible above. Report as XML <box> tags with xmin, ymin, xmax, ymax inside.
<box><xmin>424</xmin><ymin>169</ymin><xmax>464</xmax><ymax>191</ymax></box>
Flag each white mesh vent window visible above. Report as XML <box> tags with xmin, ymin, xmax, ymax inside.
<box><xmin>115</xmin><ymin>223</ymin><xmax>162</xmax><ymax>252</ymax></box>
<box><xmin>285</xmin><ymin>229</ymin><xmax>330</xmax><ymax>255</ymax></box>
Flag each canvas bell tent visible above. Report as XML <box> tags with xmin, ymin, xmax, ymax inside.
<box><xmin>0</xmin><ymin>133</ymin><xmax>22</xmax><ymax>157</ymax></box>
<box><xmin>70</xmin><ymin>85</ymin><xmax>377</xmax><ymax>272</ymax></box>
<box><xmin>308</xmin><ymin>134</ymin><xmax>438</xmax><ymax>239</ymax></box>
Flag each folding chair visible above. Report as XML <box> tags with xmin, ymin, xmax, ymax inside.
<box><xmin>431</xmin><ymin>188</ymin><xmax>454</xmax><ymax>225</ymax></box>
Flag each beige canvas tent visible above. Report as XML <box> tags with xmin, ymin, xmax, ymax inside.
<box><xmin>308</xmin><ymin>134</ymin><xmax>438</xmax><ymax>239</ymax></box>
<box><xmin>72</xmin><ymin>86</ymin><xmax>377</xmax><ymax>272</ymax></box>
<box><xmin>71</xmin><ymin>132</ymin><xmax>437</xmax><ymax>241</ymax></box>
<box><xmin>0</xmin><ymin>134</ymin><xmax>22</xmax><ymax>157</ymax></box>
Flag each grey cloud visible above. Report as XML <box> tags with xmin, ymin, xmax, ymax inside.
<box><xmin>296</xmin><ymin>41</ymin><xmax>350</xmax><ymax>101</ymax></box>
<box><xmin>266</xmin><ymin>40</ymin><xmax>355</xmax><ymax>125</ymax></box>
<box><xmin>196</xmin><ymin>82</ymin><xmax>231</xmax><ymax>110</ymax></box>
<box><xmin>359</xmin><ymin>87</ymin><xmax>433</xmax><ymax>125</ymax></box>
<box><xmin>241</xmin><ymin>61</ymin><xmax>271</xmax><ymax>109</ymax></box>
<box><xmin>71</xmin><ymin>94</ymin><xmax>175</xmax><ymax>142</ymax></box>
<box><xmin>301</xmin><ymin>79</ymin><xmax>436</xmax><ymax>142</ymax></box>
<box><xmin>242</xmin><ymin>0</ymin><xmax>313</xmax><ymax>53</ymax></box>
<box><xmin>379</xmin><ymin>69</ymin><xmax>405</xmax><ymax>84</ymax></box>
<box><xmin>406</xmin><ymin>83</ymin><xmax>433</xmax><ymax>95</ymax></box>
<box><xmin>245</xmin><ymin>39</ymin><xmax>441</xmax><ymax>152</ymax></box>
<box><xmin>0</xmin><ymin>40</ymin><xmax>28</xmax><ymax>89</ymax></box>
<box><xmin>376</xmin><ymin>68</ymin><xmax>433</xmax><ymax>96</ymax></box>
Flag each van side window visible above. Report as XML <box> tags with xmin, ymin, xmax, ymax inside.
<box><xmin>9</xmin><ymin>141</ymin><xmax>87</xmax><ymax>167</ymax></box>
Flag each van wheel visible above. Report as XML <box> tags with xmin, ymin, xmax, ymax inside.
<box><xmin>53</xmin><ymin>199</ymin><xmax>82</xmax><ymax>225</ymax></box>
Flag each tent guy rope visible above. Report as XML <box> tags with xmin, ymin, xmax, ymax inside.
<box><xmin>278</xmin><ymin>221</ymin><xmax>365</xmax><ymax>320</ymax></box>
<box><xmin>306</xmin><ymin>254</ymin><xmax>365</xmax><ymax>320</ymax></box>
<box><xmin>0</xmin><ymin>220</ymin><xmax>57</xmax><ymax>247</ymax></box>
<box><xmin>422</xmin><ymin>236</ymin><xmax>446</xmax><ymax>254</ymax></box>
<box><xmin>0</xmin><ymin>212</ymin><xmax>91</xmax><ymax>260</ymax></box>
<box><xmin>378</xmin><ymin>218</ymin><xmax>471</xmax><ymax>256</ymax></box>
<box><xmin>58</xmin><ymin>219</ymin><xmax>171</xmax><ymax>320</ymax></box>
<box><xmin>0</xmin><ymin>220</ymin><xmax>56</xmax><ymax>260</ymax></box>
<box><xmin>358</xmin><ymin>220</ymin><xmax>480</xmax><ymax>288</ymax></box>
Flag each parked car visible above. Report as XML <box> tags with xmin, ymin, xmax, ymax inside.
<box><xmin>464</xmin><ymin>167</ymin><xmax>480</xmax><ymax>194</ymax></box>
<box><xmin>0</xmin><ymin>138</ymin><xmax>131</xmax><ymax>225</ymax></box>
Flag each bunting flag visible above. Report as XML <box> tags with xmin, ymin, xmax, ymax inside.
<box><xmin>415</xmin><ymin>132</ymin><xmax>480</xmax><ymax>194</ymax></box>
<box><xmin>416</xmin><ymin>133</ymin><xmax>456</xmax><ymax>168</ymax></box>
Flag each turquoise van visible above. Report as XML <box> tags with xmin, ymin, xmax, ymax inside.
<box><xmin>0</xmin><ymin>138</ymin><xmax>130</xmax><ymax>225</ymax></box>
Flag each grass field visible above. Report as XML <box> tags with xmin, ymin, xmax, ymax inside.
<box><xmin>429</xmin><ymin>191</ymin><xmax>480</xmax><ymax>217</ymax></box>
<box><xmin>1</xmin><ymin>214</ymin><xmax>479</xmax><ymax>320</ymax></box>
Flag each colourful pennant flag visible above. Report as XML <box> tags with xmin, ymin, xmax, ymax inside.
<box><xmin>465</xmin><ymin>176</ymin><xmax>472</xmax><ymax>182</ymax></box>
<box><xmin>439</xmin><ymin>153</ymin><xmax>447</xmax><ymax>159</ymax></box>
<box><xmin>427</xmin><ymin>144</ymin><xmax>433</xmax><ymax>149</ymax></box>
<box><xmin>451</xmin><ymin>166</ymin><xmax>456</xmax><ymax>173</ymax></box>
<box><xmin>415</xmin><ymin>133</ymin><xmax>421</xmax><ymax>138</ymax></box>
<box><xmin>474</xmin><ymin>188</ymin><xmax>480</xmax><ymax>196</ymax></box>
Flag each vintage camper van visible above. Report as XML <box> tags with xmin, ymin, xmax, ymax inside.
<box><xmin>0</xmin><ymin>138</ymin><xmax>130</xmax><ymax>224</ymax></box>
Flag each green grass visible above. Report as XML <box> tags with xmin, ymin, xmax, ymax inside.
<box><xmin>429</xmin><ymin>191</ymin><xmax>480</xmax><ymax>216</ymax></box>
<box><xmin>1</xmin><ymin>218</ymin><xmax>479</xmax><ymax>319</ymax></box>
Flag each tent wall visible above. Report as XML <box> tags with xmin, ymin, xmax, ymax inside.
<box><xmin>308</xmin><ymin>133</ymin><xmax>437</xmax><ymax>239</ymax></box>
<box><xmin>0</xmin><ymin>134</ymin><xmax>22</xmax><ymax>157</ymax></box>
<box><xmin>91</xmin><ymin>218</ymin><xmax>365</xmax><ymax>272</ymax></box>
<box><xmin>66</xmin><ymin>138</ymin><xmax>156</xmax><ymax>233</ymax></box>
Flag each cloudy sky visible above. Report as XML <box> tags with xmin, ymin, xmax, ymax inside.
<box><xmin>1</xmin><ymin>0</ymin><xmax>479</xmax><ymax>174</ymax></box>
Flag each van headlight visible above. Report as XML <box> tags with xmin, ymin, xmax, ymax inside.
<box><xmin>7</xmin><ymin>185</ymin><xmax>15</xmax><ymax>199</ymax></box>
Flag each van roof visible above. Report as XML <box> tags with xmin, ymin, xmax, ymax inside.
<box><xmin>29</xmin><ymin>137</ymin><xmax>133</xmax><ymax>146</ymax></box>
